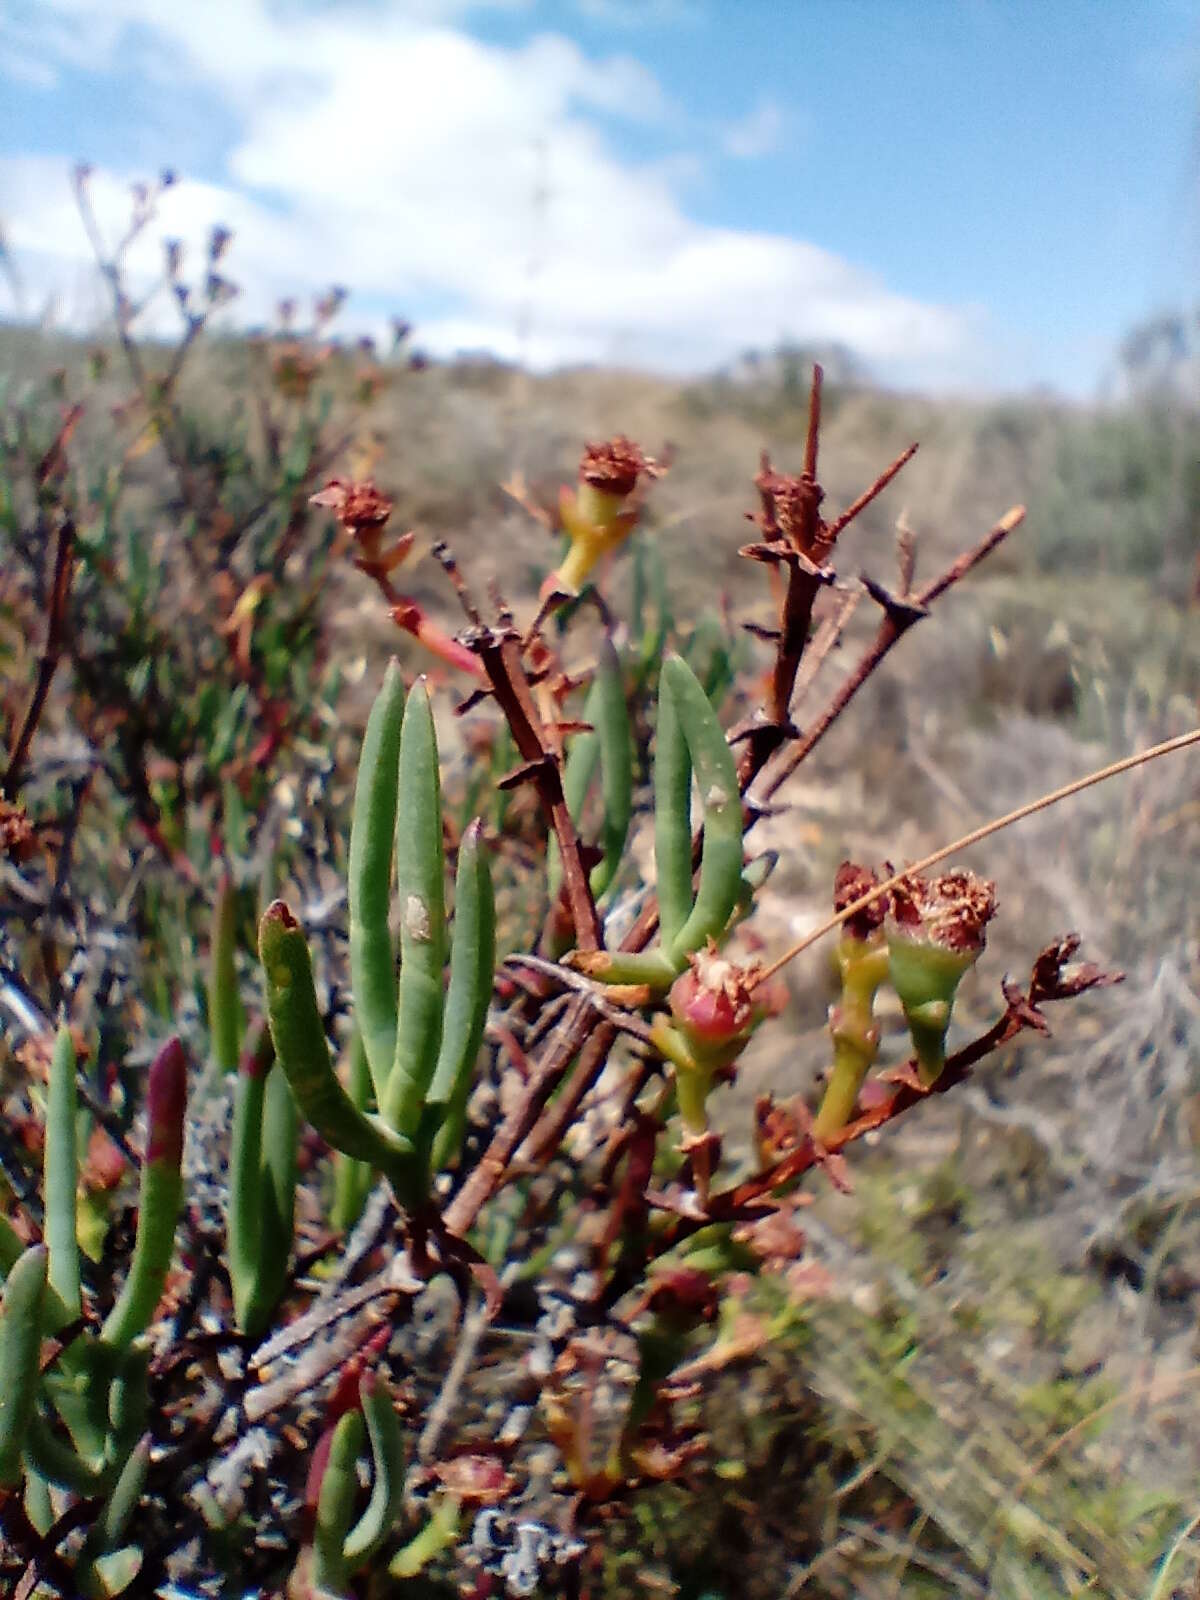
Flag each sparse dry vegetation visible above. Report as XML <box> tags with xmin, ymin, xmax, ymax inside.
<box><xmin>0</xmin><ymin>179</ymin><xmax>1197</xmax><ymax>1599</ymax></box>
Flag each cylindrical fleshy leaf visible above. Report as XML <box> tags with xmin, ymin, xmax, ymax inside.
<box><xmin>208</xmin><ymin>870</ymin><xmax>242</xmax><ymax>1075</ymax></box>
<box><xmin>45</xmin><ymin>1024</ymin><xmax>82</xmax><ymax>1322</ymax></box>
<box><xmin>331</xmin><ymin>1032</ymin><xmax>376</xmax><ymax>1232</ymax></box>
<box><xmin>99</xmin><ymin>1038</ymin><xmax>187</xmax><ymax>1351</ymax></box>
<box><xmin>312</xmin><ymin>1410</ymin><xmax>365</xmax><ymax>1596</ymax></box>
<box><xmin>86</xmin><ymin>1431</ymin><xmax>150</xmax><ymax>1559</ymax></box>
<box><xmin>425</xmin><ymin>819</ymin><xmax>495</xmax><ymax>1178</ymax></box>
<box><xmin>660</xmin><ymin>655</ymin><xmax>743</xmax><ymax>967</ymax></box>
<box><xmin>0</xmin><ymin>1244</ymin><xmax>48</xmax><ymax>1486</ymax></box>
<box><xmin>653</xmin><ymin>658</ymin><xmax>692</xmax><ymax>952</ymax></box>
<box><xmin>343</xmin><ymin>1371</ymin><xmax>406</xmax><ymax>1565</ymax></box>
<box><xmin>259</xmin><ymin>902</ymin><xmax>415</xmax><ymax>1188</ymax></box>
<box><xmin>591</xmin><ymin>638</ymin><xmax>633</xmax><ymax>898</ymax></box>
<box><xmin>228</xmin><ymin>1027</ymin><xmax>269</xmax><ymax>1337</ymax></box>
<box><xmin>348</xmin><ymin>660</ymin><xmax>405</xmax><ymax>1100</ymax></box>
<box><xmin>383</xmin><ymin>680</ymin><xmax>446</xmax><ymax>1137</ymax></box>
<box><xmin>549</xmin><ymin>639</ymin><xmax>632</xmax><ymax>905</ymax></box>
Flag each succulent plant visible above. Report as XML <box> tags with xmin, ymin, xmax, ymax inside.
<box><xmin>0</xmin><ymin>1029</ymin><xmax>187</xmax><ymax>1593</ymax></box>
<box><xmin>258</xmin><ymin>669</ymin><xmax>495</xmax><ymax>1214</ymax></box>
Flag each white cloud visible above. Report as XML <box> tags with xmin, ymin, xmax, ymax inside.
<box><xmin>720</xmin><ymin>96</ymin><xmax>786</xmax><ymax>160</ymax></box>
<box><xmin>0</xmin><ymin>0</ymin><xmax>986</xmax><ymax>386</ymax></box>
<box><xmin>572</xmin><ymin>0</ymin><xmax>701</xmax><ymax>23</ymax></box>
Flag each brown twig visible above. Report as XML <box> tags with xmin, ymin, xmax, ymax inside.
<box><xmin>3</xmin><ymin>515</ymin><xmax>75</xmax><ymax>799</ymax></box>
<box><xmin>754</xmin><ymin>504</ymin><xmax>1025</xmax><ymax>805</ymax></box>
<box><xmin>3</xmin><ymin>1490</ymin><xmax>95</xmax><ymax>1600</ymax></box>
<box><xmin>442</xmin><ymin>995</ymin><xmax>594</xmax><ymax>1236</ymax></box>
<box><xmin>823</xmin><ymin>441</ymin><xmax>919</xmax><ymax>546</ymax></box>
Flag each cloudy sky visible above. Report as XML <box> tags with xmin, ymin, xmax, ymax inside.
<box><xmin>0</xmin><ymin>0</ymin><xmax>1196</xmax><ymax>394</ymax></box>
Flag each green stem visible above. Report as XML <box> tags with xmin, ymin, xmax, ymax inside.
<box><xmin>343</xmin><ymin>1371</ymin><xmax>406</xmax><ymax>1565</ymax></box>
<box><xmin>813</xmin><ymin>936</ymin><xmax>890</xmax><ymax>1139</ymax></box>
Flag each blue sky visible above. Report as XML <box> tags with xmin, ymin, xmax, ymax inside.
<box><xmin>1</xmin><ymin>0</ymin><xmax>1196</xmax><ymax>394</ymax></box>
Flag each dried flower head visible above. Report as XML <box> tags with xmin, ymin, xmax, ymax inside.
<box><xmin>773</xmin><ymin>476</ymin><xmax>826</xmax><ymax>553</ymax></box>
<box><xmin>753</xmin><ymin>459</ymin><xmax>825</xmax><ymax>550</ymax></box>
<box><xmin>545</xmin><ymin>435</ymin><xmax>659</xmax><ymax>596</ymax></box>
<box><xmin>889</xmin><ymin>868</ymin><xmax>997</xmax><ymax>954</ymax></box>
<box><xmin>579</xmin><ymin>436</ymin><xmax>654</xmax><ymax>499</ymax></box>
<box><xmin>887</xmin><ymin>869</ymin><xmax>998</xmax><ymax>1086</ymax></box>
<box><xmin>310</xmin><ymin>478</ymin><xmax>394</xmax><ymax>537</ymax></box>
<box><xmin>834</xmin><ymin>860</ymin><xmax>886</xmax><ymax>940</ymax></box>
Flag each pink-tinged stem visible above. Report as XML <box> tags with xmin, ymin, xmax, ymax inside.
<box><xmin>391</xmin><ymin>601</ymin><xmax>485</xmax><ymax>680</ymax></box>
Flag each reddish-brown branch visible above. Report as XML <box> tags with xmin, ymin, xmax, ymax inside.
<box><xmin>475</xmin><ymin>630</ymin><xmax>603</xmax><ymax>952</ymax></box>
<box><xmin>740</xmin><ymin>380</ymin><xmax>917</xmax><ymax>783</ymax></box>
<box><xmin>3</xmin><ymin>516</ymin><xmax>75</xmax><ymax>800</ymax></box>
<box><xmin>763</xmin><ymin>367</ymin><xmax>828</xmax><ymax>738</ymax></box>
<box><xmin>823</xmin><ymin>441</ymin><xmax>919</xmax><ymax>545</ymax></box>
<box><xmin>756</xmin><ymin>505</ymin><xmax>1025</xmax><ymax>803</ymax></box>
<box><xmin>442</xmin><ymin>996</ymin><xmax>595</xmax><ymax>1236</ymax></box>
<box><xmin>514</xmin><ymin>1024</ymin><xmax>616</xmax><ymax>1169</ymax></box>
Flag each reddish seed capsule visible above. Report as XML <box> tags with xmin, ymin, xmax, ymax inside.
<box><xmin>668</xmin><ymin>948</ymin><xmax>757</xmax><ymax>1051</ymax></box>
